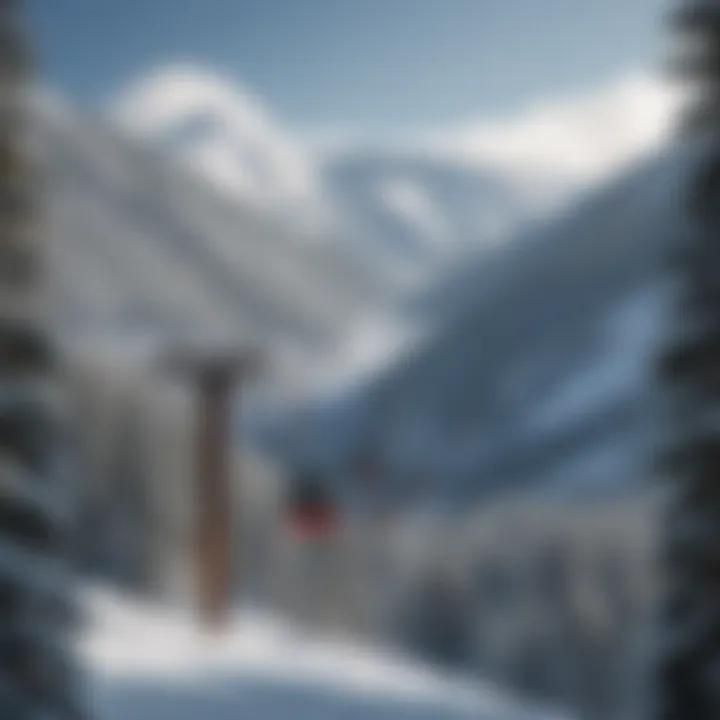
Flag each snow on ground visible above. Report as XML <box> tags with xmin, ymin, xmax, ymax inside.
<box><xmin>79</xmin><ymin>587</ymin><xmax>566</xmax><ymax>720</ymax></box>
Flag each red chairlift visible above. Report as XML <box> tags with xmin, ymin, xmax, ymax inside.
<box><xmin>284</xmin><ymin>470</ymin><xmax>339</xmax><ymax>541</ymax></box>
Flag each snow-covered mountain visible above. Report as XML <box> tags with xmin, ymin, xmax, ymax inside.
<box><xmin>111</xmin><ymin>65</ymin><xmax>332</xmax><ymax>234</ymax></box>
<box><xmin>110</xmin><ymin>65</ymin><xmax>679</xmax><ymax>294</ymax></box>
<box><xmin>36</xmin><ymin>64</ymin><xmax>686</xmax><ymax>484</ymax></box>
<box><xmin>103</xmin><ymin>63</ymin><xmax>692</xmax><ymax>498</ymax></box>
<box><xmin>36</xmin><ymin>92</ymin><xmax>387</xmax><ymax>390</ymax></box>
<box><xmin>320</xmin><ymin>150</ymin><xmax>545</xmax><ymax>288</ymax></box>
<box><xmin>319</xmin><ymin>73</ymin><xmax>680</xmax><ymax>285</ymax></box>
<box><xmin>288</xmin><ymin>143</ymin><xmax>696</xmax><ymax>500</ymax></box>
<box><xmin>108</xmin><ymin>65</ymin><xmax>540</xmax><ymax>291</ymax></box>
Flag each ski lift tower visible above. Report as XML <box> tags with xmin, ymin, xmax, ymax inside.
<box><xmin>161</xmin><ymin>347</ymin><xmax>261</xmax><ymax>630</ymax></box>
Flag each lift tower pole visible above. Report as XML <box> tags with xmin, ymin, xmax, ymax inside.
<box><xmin>164</xmin><ymin>351</ymin><xmax>259</xmax><ymax>630</ymax></box>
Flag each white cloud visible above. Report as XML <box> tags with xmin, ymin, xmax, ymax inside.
<box><xmin>415</xmin><ymin>73</ymin><xmax>683</xmax><ymax>185</ymax></box>
<box><xmin>312</xmin><ymin>73</ymin><xmax>682</xmax><ymax>194</ymax></box>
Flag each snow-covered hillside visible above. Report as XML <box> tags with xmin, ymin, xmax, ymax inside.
<box><xmin>320</xmin><ymin>74</ymin><xmax>680</xmax><ymax>285</ymax></box>
<box><xmin>81</xmin><ymin>587</ymin><xmax>564</xmax><ymax>720</ymax></box>
<box><xmin>110</xmin><ymin>65</ymin><xmax>679</xmax><ymax>292</ymax></box>
<box><xmin>36</xmin><ymin>93</ymin><xmax>387</xmax><ymax>390</ymax></box>
<box><xmin>35</xmin><ymin>64</ymin><xmax>687</xmax><ymax>489</ymax></box>
<box><xmin>287</xmin><ymin>143</ymin><xmax>696</xmax><ymax>500</ymax></box>
<box><xmin>108</xmin><ymin>65</ymin><xmax>552</xmax><ymax>295</ymax></box>
<box><xmin>321</xmin><ymin>149</ymin><xmax>544</xmax><ymax>287</ymax></box>
<box><xmin>111</xmin><ymin>65</ymin><xmax>332</xmax><ymax>234</ymax></box>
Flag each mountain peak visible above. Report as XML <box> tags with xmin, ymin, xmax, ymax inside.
<box><xmin>110</xmin><ymin>63</ymin><xmax>331</xmax><ymax>228</ymax></box>
<box><xmin>111</xmin><ymin>63</ymin><xmax>266</xmax><ymax>134</ymax></box>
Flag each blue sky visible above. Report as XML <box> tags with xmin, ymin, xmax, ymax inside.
<box><xmin>27</xmin><ymin>0</ymin><xmax>668</xmax><ymax>132</ymax></box>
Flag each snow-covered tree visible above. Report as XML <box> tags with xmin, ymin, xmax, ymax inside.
<box><xmin>657</xmin><ymin>1</ymin><xmax>720</xmax><ymax>717</ymax></box>
<box><xmin>0</xmin><ymin>1</ymin><xmax>83</xmax><ymax>716</ymax></box>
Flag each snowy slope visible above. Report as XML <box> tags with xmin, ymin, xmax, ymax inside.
<box><xmin>321</xmin><ymin>150</ymin><xmax>547</xmax><ymax>288</ymax></box>
<box><xmin>111</xmin><ymin>65</ymin><xmax>331</xmax><ymax>234</ymax></box>
<box><xmin>33</xmin><ymin>67</ymin><xmax>685</xmax><ymax>469</ymax></box>
<box><xmin>81</xmin><ymin>588</ymin><xmax>564</xmax><ymax>720</ymax></box>
<box><xmin>111</xmin><ymin>66</ymin><xmax>678</xmax><ymax>294</ymax></box>
<box><xmin>319</xmin><ymin>74</ymin><xmax>678</xmax><ymax>286</ymax></box>
<box><xmin>289</xmin><ymin>144</ymin><xmax>695</xmax><ymax>499</ymax></box>
<box><xmin>109</xmin><ymin>65</ymin><xmax>547</xmax><ymax>293</ymax></box>
<box><xmin>36</xmin><ymin>93</ymin><xmax>386</xmax><ymax>389</ymax></box>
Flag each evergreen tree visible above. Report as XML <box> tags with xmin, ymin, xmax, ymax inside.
<box><xmin>658</xmin><ymin>1</ymin><xmax>720</xmax><ymax>717</ymax></box>
<box><xmin>0</xmin><ymin>1</ymin><xmax>83</xmax><ymax>717</ymax></box>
